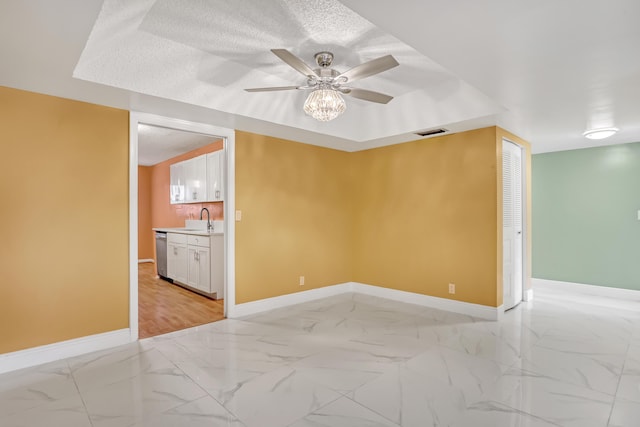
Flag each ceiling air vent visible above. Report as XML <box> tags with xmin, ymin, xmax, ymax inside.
<box><xmin>415</xmin><ymin>128</ymin><xmax>448</xmax><ymax>137</ymax></box>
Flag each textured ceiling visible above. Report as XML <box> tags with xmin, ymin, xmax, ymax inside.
<box><xmin>138</xmin><ymin>124</ymin><xmax>220</xmax><ymax>166</ymax></box>
<box><xmin>2</xmin><ymin>0</ymin><xmax>639</xmax><ymax>154</ymax></box>
<box><xmin>73</xmin><ymin>0</ymin><xmax>503</xmax><ymax>145</ymax></box>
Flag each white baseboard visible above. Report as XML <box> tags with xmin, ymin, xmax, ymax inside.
<box><xmin>0</xmin><ymin>329</ymin><xmax>132</xmax><ymax>374</ymax></box>
<box><xmin>229</xmin><ymin>283</ymin><xmax>352</xmax><ymax>318</ymax></box>
<box><xmin>532</xmin><ymin>278</ymin><xmax>640</xmax><ymax>301</ymax></box>
<box><xmin>352</xmin><ymin>282</ymin><xmax>503</xmax><ymax>321</ymax></box>
<box><xmin>138</xmin><ymin>259</ymin><xmax>154</xmax><ymax>264</ymax></box>
<box><xmin>2</xmin><ymin>282</ymin><xmax>504</xmax><ymax>374</ymax></box>
<box><xmin>229</xmin><ymin>281</ymin><xmax>502</xmax><ymax>321</ymax></box>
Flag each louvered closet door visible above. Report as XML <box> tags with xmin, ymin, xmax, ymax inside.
<box><xmin>503</xmin><ymin>139</ymin><xmax>523</xmax><ymax>310</ymax></box>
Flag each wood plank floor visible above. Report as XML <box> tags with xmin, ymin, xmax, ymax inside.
<box><xmin>138</xmin><ymin>262</ymin><xmax>225</xmax><ymax>339</ymax></box>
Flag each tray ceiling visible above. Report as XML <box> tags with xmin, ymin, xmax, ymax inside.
<box><xmin>2</xmin><ymin>0</ymin><xmax>639</xmax><ymax>153</ymax></box>
<box><xmin>73</xmin><ymin>0</ymin><xmax>503</xmax><ymax>146</ymax></box>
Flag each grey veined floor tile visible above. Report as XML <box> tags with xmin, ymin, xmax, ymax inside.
<box><xmin>2</xmin><ymin>287</ymin><xmax>639</xmax><ymax>427</ymax></box>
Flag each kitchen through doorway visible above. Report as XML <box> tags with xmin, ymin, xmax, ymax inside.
<box><xmin>133</xmin><ymin>116</ymin><xmax>233</xmax><ymax>339</ymax></box>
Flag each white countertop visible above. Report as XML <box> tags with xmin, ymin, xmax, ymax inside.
<box><xmin>153</xmin><ymin>227</ymin><xmax>223</xmax><ymax>236</ymax></box>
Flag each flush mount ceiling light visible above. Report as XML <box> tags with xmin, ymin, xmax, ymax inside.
<box><xmin>245</xmin><ymin>50</ymin><xmax>399</xmax><ymax>122</ymax></box>
<box><xmin>583</xmin><ymin>127</ymin><xmax>619</xmax><ymax>140</ymax></box>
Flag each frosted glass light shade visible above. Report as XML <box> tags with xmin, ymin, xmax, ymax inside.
<box><xmin>303</xmin><ymin>89</ymin><xmax>346</xmax><ymax>121</ymax></box>
<box><xmin>583</xmin><ymin>128</ymin><xmax>618</xmax><ymax>140</ymax></box>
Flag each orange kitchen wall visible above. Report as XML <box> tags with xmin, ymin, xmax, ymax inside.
<box><xmin>146</xmin><ymin>141</ymin><xmax>224</xmax><ymax>261</ymax></box>
<box><xmin>138</xmin><ymin>166</ymin><xmax>154</xmax><ymax>260</ymax></box>
<box><xmin>350</xmin><ymin>127</ymin><xmax>503</xmax><ymax>307</ymax></box>
<box><xmin>234</xmin><ymin>131</ymin><xmax>354</xmax><ymax>303</ymax></box>
<box><xmin>0</xmin><ymin>86</ymin><xmax>129</xmax><ymax>354</ymax></box>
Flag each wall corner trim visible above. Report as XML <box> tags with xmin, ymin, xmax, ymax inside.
<box><xmin>228</xmin><ymin>282</ymin><xmax>502</xmax><ymax>321</ymax></box>
<box><xmin>0</xmin><ymin>329</ymin><xmax>133</xmax><ymax>374</ymax></box>
<box><xmin>1</xmin><ymin>283</ymin><xmax>504</xmax><ymax>374</ymax></box>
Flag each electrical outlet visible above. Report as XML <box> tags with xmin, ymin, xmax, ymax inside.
<box><xmin>448</xmin><ymin>283</ymin><xmax>456</xmax><ymax>294</ymax></box>
<box><xmin>299</xmin><ymin>276</ymin><xmax>305</xmax><ymax>286</ymax></box>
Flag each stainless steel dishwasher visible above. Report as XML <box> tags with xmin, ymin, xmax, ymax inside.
<box><xmin>154</xmin><ymin>231</ymin><xmax>170</xmax><ymax>281</ymax></box>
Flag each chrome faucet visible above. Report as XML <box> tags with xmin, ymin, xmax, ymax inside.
<box><xmin>200</xmin><ymin>207</ymin><xmax>213</xmax><ymax>232</ymax></box>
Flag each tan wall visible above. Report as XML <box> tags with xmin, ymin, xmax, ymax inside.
<box><xmin>0</xmin><ymin>86</ymin><xmax>529</xmax><ymax>356</ymax></box>
<box><xmin>234</xmin><ymin>131</ymin><xmax>354</xmax><ymax>303</ymax></box>
<box><xmin>138</xmin><ymin>166</ymin><xmax>154</xmax><ymax>260</ymax></box>
<box><xmin>351</xmin><ymin>127</ymin><xmax>503</xmax><ymax>307</ymax></box>
<box><xmin>234</xmin><ymin>127</ymin><xmax>531</xmax><ymax>308</ymax></box>
<box><xmin>0</xmin><ymin>86</ymin><xmax>129</xmax><ymax>354</ymax></box>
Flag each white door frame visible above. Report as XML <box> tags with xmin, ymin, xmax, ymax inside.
<box><xmin>502</xmin><ymin>137</ymin><xmax>528</xmax><ymax>310</ymax></box>
<box><xmin>128</xmin><ymin>112</ymin><xmax>236</xmax><ymax>341</ymax></box>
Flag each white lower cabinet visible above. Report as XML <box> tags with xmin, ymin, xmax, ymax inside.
<box><xmin>167</xmin><ymin>233</ymin><xmax>188</xmax><ymax>285</ymax></box>
<box><xmin>167</xmin><ymin>232</ymin><xmax>224</xmax><ymax>299</ymax></box>
<box><xmin>187</xmin><ymin>237</ymin><xmax>210</xmax><ymax>293</ymax></box>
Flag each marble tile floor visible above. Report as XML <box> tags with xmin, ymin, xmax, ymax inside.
<box><xmin>1</xmin><ymin>286</ymin><xmax>640</xmax><ymax>427</ymax></box>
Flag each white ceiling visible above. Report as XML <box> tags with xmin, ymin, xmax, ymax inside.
<box><xmin>138</xmin><ymin>124</ymin><xmax>220</xmax><ymax>166</ymax></box>
<box><xmin>1</xmin><ymin>0</ymin><xmax>639</xmax><ymax>154</ymax></box>
<box><xmin>73</xmin><ymin>0</ymin><xmax>503</xmax><ymax>149</ymax></box>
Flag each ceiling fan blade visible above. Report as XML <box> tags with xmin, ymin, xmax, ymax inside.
<box><xmin>244</xmin><ymin>86</ymin><xmax>302</xmax><ymax>92</ymax></box>
<box><xmin>271</xmin><ymin>49</ymin><xmax>318</xmax><ymax>77</ymax></box>
<box><xmin>337</xmin><ymin>55</ymin><xmax>399</xmax><ymax>83</ymax></box>
<box><xmin>343</xmin><ymin>88</ymin><xmax>393</xmax><ymax>104</ymax></box>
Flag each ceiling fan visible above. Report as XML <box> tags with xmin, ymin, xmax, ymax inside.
<box><xmin>245</xmin><ymin>49</ymin><xmax>399</xmax><ymax>121</ymax></box>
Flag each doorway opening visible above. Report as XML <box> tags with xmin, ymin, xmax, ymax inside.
<box><xmin>129</xmin><ymin>113</ymin><xmax>236</xmax><ymax>340</ymax></box>
<box><xmin>503</xmin><ymin>138</ymin><xmax>526</xmax><ymax>311</ymax></box>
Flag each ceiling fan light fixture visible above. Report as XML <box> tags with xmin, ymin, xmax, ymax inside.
<box><xmin>583</xmin><ymin>127</ymin><xmax>618</xmax><ymax>140</ymax></box>
<box><xmin>303</xmin><ymin>88</ymin><xmax>346</xmax><ymax>122</ymax></box>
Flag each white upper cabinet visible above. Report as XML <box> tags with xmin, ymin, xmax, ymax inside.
<box><xmin>184</xmin><ymin>155</ymin><xmax>207</xmax><ymax>203</ymax></box>
<box><xmin>206</xmin><ymin>150</ymin><xmax>225</xmax><ymax>202</ymax></box>
<box><xmin>168</xmin><ymin>149</ymin><xmax>224</xmax><ymax>204</ymax></box>
<box><xmin>169</xmin><ymin>162</ymin><xmax>185</xmax><ymax>204</ymax></box>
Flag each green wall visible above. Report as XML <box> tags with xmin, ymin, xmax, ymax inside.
<box><xmin>532</xmin><ymin>142</ymin><xmax>640</xmax><ymax>290</ymax></box>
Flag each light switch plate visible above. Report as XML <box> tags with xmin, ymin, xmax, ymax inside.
<box><xmin>235</xmin><ymin>210</ymin><xmax>242</xmax><ymax>221</ymax></box>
